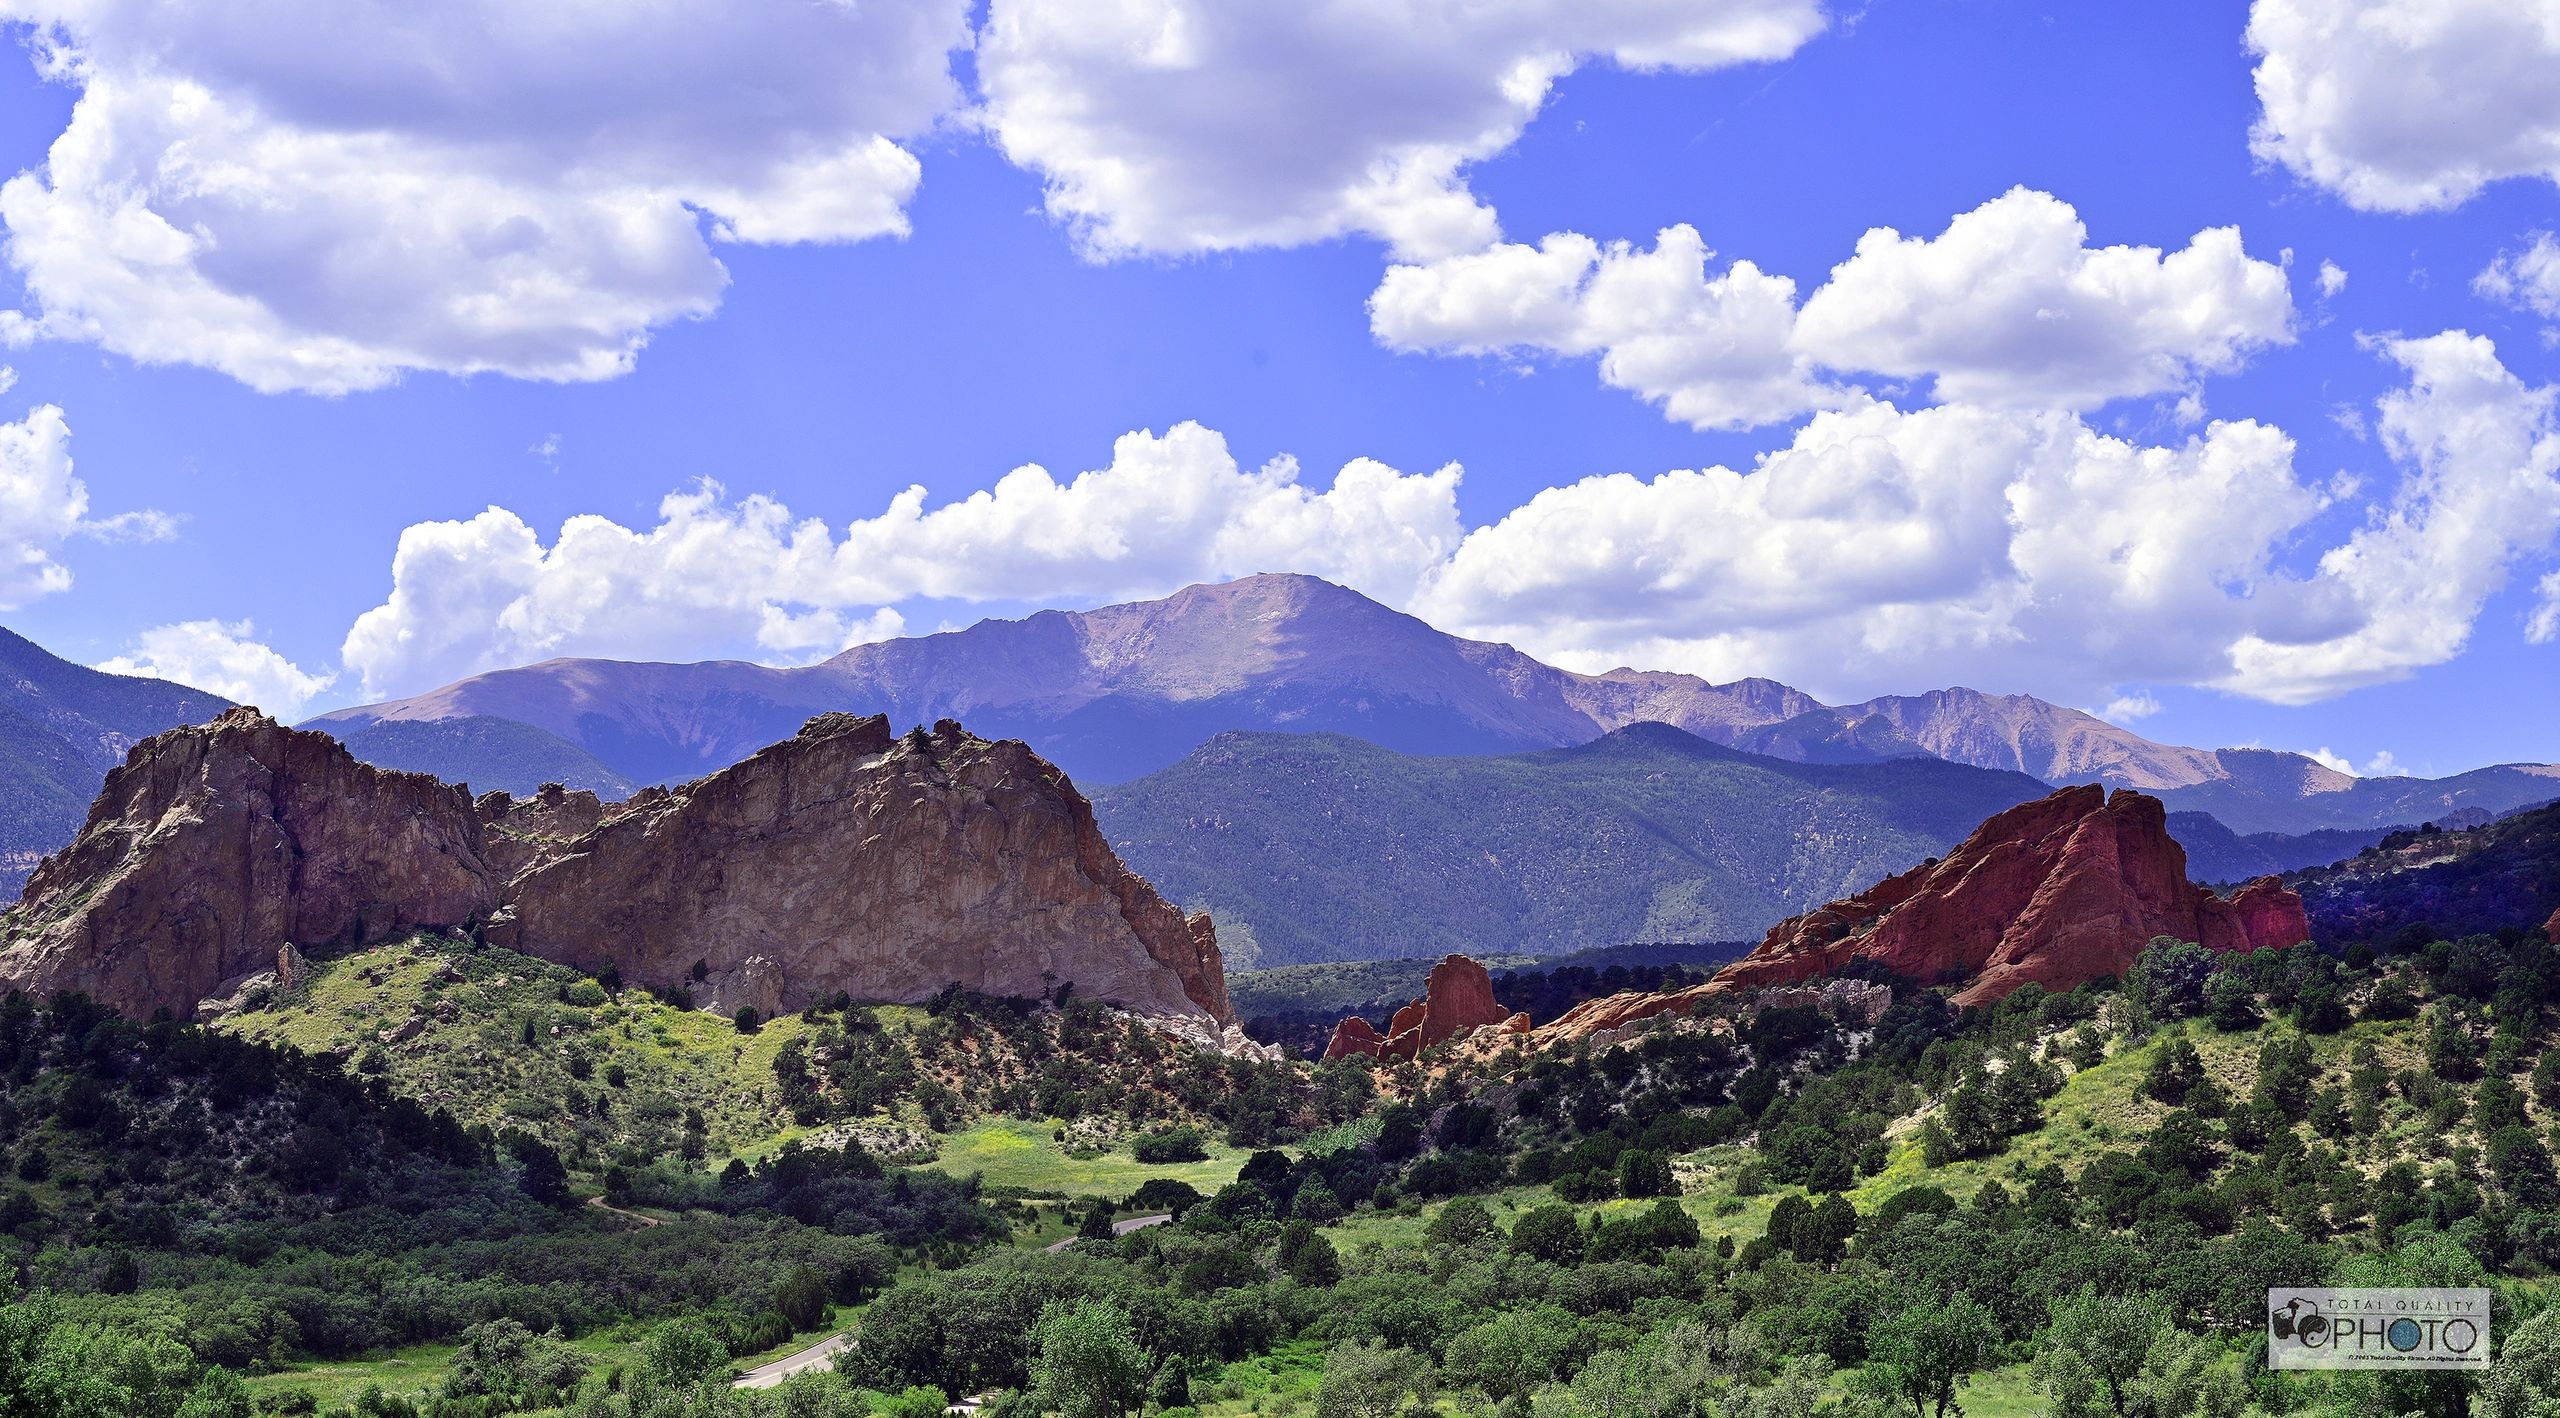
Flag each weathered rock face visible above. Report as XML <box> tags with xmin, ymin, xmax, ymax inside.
<box><xmin>1323</xmin><ymin>953</ymin><xmax>1519</xmax><ymax>1061</ymax></box>
<box><xmin>3</xmin><ymin>709</ymin><xmax>1238</xmax><ymax>1030</ymax></box>
<box><xmin>0</xmin><ymin>708</ymin><xmax>498</xmax><ymax>1019</ymax></box>
<box><xmin>1716</xmin><ymin>784</ymin><xmax>2309</xmax><ymax>1006</ymax></box>
<box><xmin>2545</xmin><ymin>908</ymin><xmax>2560</xmax><ymax>946</ymax></box>
<box><xmin>476</xmin><ymin>782</ymin><xmax>608</xmax><ymax>880</ymax></box>
<box><xmin>493</xmin><ymin>715</ymin><xmax>1234</xmax><ymax>1023</ymax></box>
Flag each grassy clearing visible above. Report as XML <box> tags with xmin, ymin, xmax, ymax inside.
<box><xmin>922</xmin><ymin>1117</ymin><xmax>1256</xmax><ymax>1198</ymax></box>
<box><xmin>218</xmin><ymin>933</ymin><xmax>811</xmax><ymax>1163</ymax></box>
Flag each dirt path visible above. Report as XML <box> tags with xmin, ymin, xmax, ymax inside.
<box><xmin>1042</xmin><ymin>1212</ymin><xmax>1172</xmax><ymax>1252</ymax></box>
<box><xmin>586</xmin><ymin>1195</ymin><xmax>665</xmax><ymax>1228</ymax></box>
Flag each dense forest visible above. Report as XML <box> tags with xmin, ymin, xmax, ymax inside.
<box><xmin>8</xmin><ymin>840</ymin><xmax>2560</xmax><ymax>1416</ymax></box>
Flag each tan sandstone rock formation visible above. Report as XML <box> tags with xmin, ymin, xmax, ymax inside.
<box><xmin>0</xmin><ymin>707</ymin><xmax>498</xmax><ymax>1019</ymax></box>
<box><xmin>3</xmin><ymin>710</ymin><xmax>1238</xmax><ymax>1032</ymax></box>
<box><xmin>491</xmin><ymin>715</ymin><xmax>1234</xmax><ymax>1023</ymax></box>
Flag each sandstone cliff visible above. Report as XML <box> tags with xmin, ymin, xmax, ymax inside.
<box><xmin>3</xmin><ymin>710</ymin><xmax>1238</xmax><ymax>1031</ymax></box>
<box><xmin>0</xmin><ymin>708</ymin><xmax>498</xmax><ymax>1019</ymax></box>
<box><xmin>1517</xmin><ymin>785</ymin><xmax>2311</xmax><ymax>1049</ymax></box>
<box><xmin>1323</xmin><ymin>953</ymin><xmax>1525</xmax><ymax>1061</ymax></box>
<box><xmin>491</xmin><ymin>714</ymin><xmax>1234</xmax><ymax>1024</ymax></box>
<box><xmin>1713</xmin><ymin>785</ymin><xmax>2308</xmax><ymax>1006</ymax></box>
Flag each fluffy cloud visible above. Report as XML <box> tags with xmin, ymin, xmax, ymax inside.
<box><xmin>341</xmin><ymin>422</ymin><xmax>1464</xmax><ymax>696</ymax></box>
<box><xmin>1370</xmin><ymin>226</ymin><xmax>1845</xmax><ymax>429</ymax></box>
<box><xmin>1405</xmin><ymin>329</ymin><xmax>2555</xmax><ymax>705</ymax></box>
<box><xmin>976</xmin><ymin>0</ymin><xmax>1825</xmax><ymax>261</ymax></box>
<box><xmin>1410</xmin><ymin>401</ymin><xmax>2329</xmax><ymax>701</ymax></box>
<box><xmin>2529</xmin><ymin>570</ymin><xmax>2560</xmax><ymax>644</ymax></box>
<box><xmin>2478</xmin><ymin>232</ymin><xmax>2560</xmax><ymax>322</ymax></box>
<box><xmin>97</xmin><ymin>619</ymin><xmax>334</xmax><ymax>719</ymax></box>
<box><xmin>0</xmin><ymin>0</ymin><xmax>970</xmax><ymax>393</ymax></box>
<box><xmin>1791</xmin><ymin>190</ymin><xmax>2295</xmax><ymax>408</ymax></box>
<box><xmin>2319</xmin><ymin>260</ymin><xmax>2349</xmax><ymax>298</ymax></box>
<box><xmin>2247</xmin><ymin>0</ymin><xmax>2560</xmax><ymax>212</ymax></box>
<box><xmin>2224</xmin><ymin>331</ymin><xmax>2560</xmax><ymax>702</ymax></box>
<box><xmin>1372</xmin><ymin>189</ymin><xmax>2294</xmax><ymax>428</ymax></box>
<box><xmin>0</xmin><ymin>401</ymin><xmax>166</xmax><ymax>608</ymax></box>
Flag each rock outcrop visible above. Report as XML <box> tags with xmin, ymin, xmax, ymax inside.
<box><xmin>1712</xmin><ymin>785</ymin><xmax>2308</xmax><ymax>1006</ymax></box>
<box><xmin>2</xmin><ymin>710</ymin><xmax>1238</xmax><ymax>1030</ymax></box>
<box><xmin>491</xmin><ymin>715</ymin><xmax>1234</xmax><ymax>1023</ymax></box>
<box><xmin>0</xmin><ymin>707</ymin><xmax>499</xmax><ymax>1019</ymax></box>
<box><xmin>1506</xmin><ymin>786</ymin><xmax>2312</xmax><ymax>1052</ymax></box>
<box><xmin>475</xmin><ymin>782</ymin><xmax>607</xmax><ymax>880</ymax></box>
<box><xmin>2546</xmin><ymin>908</ymin><xmax>2560</xmax><ymax>946</ymax></box>
<box><xmin>1322</xmin><ymin>953</ymin><xmax>1523</xmax><ymax>1061</ymax></box>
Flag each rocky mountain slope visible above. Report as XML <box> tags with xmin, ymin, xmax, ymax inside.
<box><xmin>330</xmin><ymin>714</ymin><xmax>638</xmax><ymax>797</ymax></box>
<box><xmin>0</xmin><ymin>709</ymin><xmax>1239</xmax><ymax>1035</ymax></box>
<box><xmin>2290</xmin><ymin>800</ymin><xmax>2560</xmax><ymax>948</ymax></box>
<box><xmin>0</xmin><ymin>627</ymin><xmax>230</xmax><ymax>892</ymax></box>
<box><xmin>310</xmin><ymin>574</ymin><xmax>2557</xmax><ymax>839</ymax></box>
<box><xmin>1088</xmin><ymin>723</ymin><xmax>2057</xmax><ymax>966</ymax></box>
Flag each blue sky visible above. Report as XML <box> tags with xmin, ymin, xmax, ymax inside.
<box><xmin>0</xmin><ymin>0</ymin><xmax>2554</xmax><ymax>778</ymax></box>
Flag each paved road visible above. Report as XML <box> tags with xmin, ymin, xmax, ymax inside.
<box><xmin>733</xmin><ymin>1333</ymin><xmax>855</xmax><ymax>1390</ymax></box>
<box><xmin>1043</xmin><ymin>1213</ymin><xmax>1172</xmax><ymax>1252</ymax></box>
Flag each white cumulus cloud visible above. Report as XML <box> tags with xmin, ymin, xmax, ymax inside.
<box><xmin>341</xmin><ymin>422</ymin><xmax>1465</xmax><ymax>697</ymax></box>
<box><xmin>2318</xmin><ymin>260</ymin><xmax>2349</xmax><ymax>298</ymax></box>
<box><xmin>1411</xmin><ymin>401</ymin><xmax>2329</xmax><ymax>702</ymax></box>
<box><xmin>0</xmin><ymin>401</ymin><xmax>168</xmax><ymax>608</ymax></box>
<box><xmin>96</xmin><ymin>618</ymin><xmax>335</xmax><ymax>719</ymax></box>
<box><xmin>2224</xmin><ymin>331</ymin><xmax>2560</xmax><ymax>702</ymax></box>
<box><xmin>2477</xmin><ymin>232</ymin><xmax>2560</xmax><ymax>323</ymax></box>
<box><xmin>2247</xmin><ymin>0</ymin><xmax>2560</xmax><ymax>212</ymax></box>
<box><xmin>976</xmin><ymin>0</ymin><xmax>1826</xmax><ymax>261</ymax></box>
<box><xmin>1372</xmin><ymin>188</ymin><xmax>2295</xmax><ymax>429</ymax></box>
<box><xmin>0</xmin><ymin>0</ymin><xmax>971</xmax><ymax>393</ymax></box>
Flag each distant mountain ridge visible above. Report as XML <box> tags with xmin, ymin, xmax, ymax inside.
<box><xmin>309</xmin><ymin>573</ymin><xmax>2557</xmax><ymax>837</ymax></box>
<box><xmin>0</xmin><ymin>628</ymin><xmax>231</xmax><ymax>894</ymax></box>
<box><xmin>1085</xmin><ymin>723</ymin><xmax>2060</xmax><ymax>966</ymax></box>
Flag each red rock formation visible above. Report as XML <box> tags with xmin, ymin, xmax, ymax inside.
<box><xmin>1323</xmin><ymin>953</ymin><xmax>1514</xmax><ymax>1060</ymax></box>
<box><xmin>1717</xmin><ymin>785</ymin><xmax>2306</xmax><ymax>1006</ymax></box>
<box><xmin>1325</xmin><ymin>1016</ymin><xmax>1387</xmax><ymax>1059</ymax></box>
<box><xmin>0</xmin><ymin>707</ymin><xmax>499</xmax><ymax>1019</ymax></box>
<box><xmin>494</xmin><ymin>715</ymin><xmax>1235</xmax><ymax>1023</ymax></box>
<box><xmin>1511</xmin><ymin>787</ymin><xmax>2311</xmax><ymax>1050</ymax></box>
<box><xmin>2545</xmin><ymin>907</ymin><xmax>2560</xmax><ymax>945</ymax></box>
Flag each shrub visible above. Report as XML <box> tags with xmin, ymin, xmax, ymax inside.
<box><xmin>1132</xmin><ymin>1126</ymin><xmax>1209</xmax><ymax>1164</ymax></box>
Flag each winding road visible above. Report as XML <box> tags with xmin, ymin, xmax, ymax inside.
<box><xmin>733</xmin><ymin>1333</ymin><xmax>856</xmax><ymax>1390</ymax></box>
<box><xmin>1042</xmin><ymin>1212</ymin><xmax>1172</xmax><ymax>1252</ymax></box>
